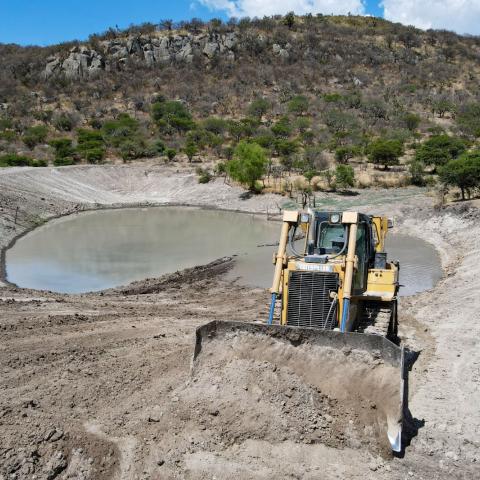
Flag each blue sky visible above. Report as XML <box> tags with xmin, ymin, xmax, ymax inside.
<box><xmin>0</xmin><ymin>0</ymin><xmax>477</xmax><ymax>46</ymax></box>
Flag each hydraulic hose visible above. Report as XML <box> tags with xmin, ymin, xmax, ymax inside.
<box><xmin>268</xmin><ymin>292</ymin><xmax>277</xmax><ymax>325</ymax></box>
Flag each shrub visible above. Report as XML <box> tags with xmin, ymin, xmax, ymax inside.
<box><xmin>226</xmin><ymin>141</ymin><xmax>267</xmax><ymax>190</ymax></box>
<box><xmin>408</xmin><ymin>159</ymin><xmax>427</xmax><ymax>186</ymax></box>
<box><xmin>53</xmin><ymin>113</ymin><xmax>77</xmax><ymax>132</ymax></box>
<box><xmin>335</xmin><ymin>164</ymin><xmax>355</xmax><ymax>190</ymax></box>
<box><xmin>271</xmin><ymin>116</ymin><xmax>292</xmax><ymax>138</ymax></box>
<box><xmin>456</xmin><ymin>103</ymin><xmax>480</xmax><ymax>138</ymax></box>
<box><xmin>402</xmin><ymin>113</ymin><xmax>421</xmax><ymax>132</ymax></box>
<box><xmin>184</xmin><ymin>143</ymin><xmax>198</xmax><ymax>162</ymax></box>
<box><xmin>368</xmin><ymin>139</ymin><xmax>403</xmax><ymax>168</ymax></box>
<box><xmin>166</xmin><ymin>148</ymin><xmax>177</xmax><ymax>161</ymax></box>
<box><xmin>23</xmin><ymin>125</ymin><xmax>48</xmax><ymax>148</ymax></box>
<box><xmin>202</xmin><ymin>117</ymin><xmax>228</xmax><ymax>135</ymax></box>
<box><xmin>247</xmin><ymin>98</ymin><xmax>270</xmax><ymax>119</ymax></box>
<box><xmin>102</xmin><ymin>114</ymin><xmax>139</xmax><ymax>147</ymax></box>
<box><xmin>119</xmin><ymin>139</ymin><xmax>146</xmax><ymax>162</ymax></box>
<box><xmin>415</xmin><ymin>135</ymin><xmax>466</xmax><ymax>168</ymax></box>
<box><xmin>274</xmin><ymin>139</ymin><xmax>298</xmax><ymax>156</ymax></box>
<box><xmin>151</xmin><ymin>100</ymin><xmax>194</xmax><ymax>133</ymax></box>
<box><xmin>334</xmin><ymin>145</ymin><xmax>361</xmax><ymax>164</ymax></box>
<box><xmin>323</xmin><ymin>92</ymin><xmax>343</xmax><ymax>103</ymax></box>
<box><xmin>49</xmin><ymin>138</ymin><xmax>76</xmax><ymax>165</ymax></box>
<box><xmin>196</xmin><ymin>167</ymin><xmax>212</xmax><ymax>184</ymax></box>
<box><xmin>288</xmin><ymin>95</ymin><xmax>309</xmax><ymax>115</ymax></box>
<box><xmin>0</xmin><ymin>153</ymin><xmax>35</xmax><ymax>167</ymax></box>
<box><xmin>76</xmin><ymin>128</ymin><xmax>106</xmax><ymax>163</ymax></box>
<box><xmin>439</xmin><ymin>151</ymin><xmax>480</xmax><ymax>200</ymax></box>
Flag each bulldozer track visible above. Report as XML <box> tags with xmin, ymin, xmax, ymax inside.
<box><xmin>357</xmin><ymin>302</ymin><xmax>394</xmax><ymax>338</ymax></box>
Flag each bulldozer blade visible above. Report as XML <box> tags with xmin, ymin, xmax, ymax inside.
<box><xmin>193</xmin><ymin>320</ymin><xmax>404</xmax><ymax>453</ymax></box>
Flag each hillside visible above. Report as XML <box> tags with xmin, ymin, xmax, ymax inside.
<box><xmin>1</xmin><ymin>14</ymin><xmax>480</xmax><ymax>189</ymax></box>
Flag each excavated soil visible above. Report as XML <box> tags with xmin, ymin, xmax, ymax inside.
<box><xmin>1</xmin><ymin>165</ymin><xmax>479</xmax><ymax>480</ymax></box>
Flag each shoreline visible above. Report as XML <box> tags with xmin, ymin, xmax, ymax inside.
<box><xmin>0</xmin><ymin>200</ymin><xmax>280</xmax><ymax>289</ymax></box>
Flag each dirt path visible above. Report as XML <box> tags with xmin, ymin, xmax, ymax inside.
<box><xmin>0</xmin><ymin>165</ymin><xmax>479</xmax><ymax>479</ymax></box>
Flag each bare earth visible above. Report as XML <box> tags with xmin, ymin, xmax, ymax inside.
<box><xmin>0</xmin><ymin>165</ymin><xmax>479</xmax><ymax>480</ymax></box>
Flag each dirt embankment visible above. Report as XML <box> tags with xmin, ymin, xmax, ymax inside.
<box><xmin>1</xmin><ymin>165</ymin><xmax>479</xmax><ymax>480</ymax></box>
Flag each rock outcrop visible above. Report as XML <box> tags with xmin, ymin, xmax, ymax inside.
<box><xmin>43</xmin><ymin>32</ymin><xmax>239</xmax><ymax>80</ymax></box>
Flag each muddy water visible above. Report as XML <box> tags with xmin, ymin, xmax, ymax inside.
<box><xmin>6</xmin><ymin>207</ymin><xmax>441</xmax><ymax>295</ymax></box>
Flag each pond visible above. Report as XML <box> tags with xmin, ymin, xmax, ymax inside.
<box><xmin>5</xmin><ymin>207</ymin><xmax>442</xmax><ymax>296</ymax></box>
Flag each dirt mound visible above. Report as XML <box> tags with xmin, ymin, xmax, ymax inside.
<box><xmin>156</xmin><ymin>324</ymin><xmax>403</xmax><ymax>459</ymax></box>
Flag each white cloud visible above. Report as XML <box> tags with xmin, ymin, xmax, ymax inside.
<box><xmin>197</xmin><ymin>0</ymin><xmax>366</xmax><ymax>18</ymax></box>
<box><xmin>382</xmin><ymin>0</ymin><xmax>480</xmax><ymax>35</ymax></box>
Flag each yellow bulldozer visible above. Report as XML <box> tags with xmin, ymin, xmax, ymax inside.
<box><xmin>194</xmin><ymin>210</ymin><xmax>404</xmax><ymax>453</ymax></box>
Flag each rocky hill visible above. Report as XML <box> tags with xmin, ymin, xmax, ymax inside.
<box><xmin>1</xmin><ymin>14</ymin><xmax>480</xmax><ymax>188</ymax></box>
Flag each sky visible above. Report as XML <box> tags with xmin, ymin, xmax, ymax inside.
<box><xmin>0</xmin><ymin>0</ymin><xmax>479</xmax><ymax>46</ymax></box>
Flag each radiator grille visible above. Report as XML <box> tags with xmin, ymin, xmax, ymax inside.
<box><xmin>286</xmin><ymin>271</ymin><xmax>338</xmax><ymax>329</ymax></box>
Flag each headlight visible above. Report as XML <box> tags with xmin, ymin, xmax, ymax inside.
<box><xmin>330</xmin><ymin>213</ymin><xmax>341</xmax><ymax>224</ymax></box>
<box><xmin>300</xmin><ymin>213</ymin><xmax>310</xmax><ymax>224</ymax></box>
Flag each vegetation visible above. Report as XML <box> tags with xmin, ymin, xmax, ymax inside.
<box><xmin>334</xmin><ymin>165</ymin><xmax>355</xmax><ymax>190</ymax></box>
<box><xmin>0</xmin><ymin>153</ymin><xmax>46</xmax><ymax>167</ymax></box>
<box><xmin>440</xmin><ymin>151</ymin><xmax>480</xmax><ymax>200</ymax></box>
<box><xmin>49</xmin><ymin>138</ymin><xmax>76</xmax><ymax>166</ymax></box>
<box><xmin>226</xmin><ymin>141</ymin><xmax>267</xmax><ymax>191</ymax></box>
<box><xmin>2</xmin><ymin>14</ymin><xmax>480</xmax><ymax>195</ymax></box>
<box><xmin>368</xmin><ymin>139</ymin><xmax>403</xmax><ymax>169</ymax></box>
<box><xmin>415</xmin><ymin>135</ymin><xmax>466</xmax><ymax>168</ymax></box>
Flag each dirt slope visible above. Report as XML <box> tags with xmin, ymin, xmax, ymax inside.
<box><xmin>0</xmin><ymin>165</ymin><xmax>479</xmax><ymax>479</ymax></box>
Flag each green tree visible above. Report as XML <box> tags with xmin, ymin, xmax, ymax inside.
<box><xmin>368</xmin><ymin>139</ymin><xmax>403</xmax><ymax>168</ymax></box>
<box><xmin>226</xmin><ymin>141</ymin><xmax>267</xmax><ymax>191</ymax></box>
<box><xmin>283</xmin><ymin>11</ymin><xmax>295</xmax><ymax>29</ymax></box>
<box><xmin>439</xmin><ymin>151</ymin><xmax>480</xmax><ymax>200</ymax></box>
<box><xmin>415</xmin><ymin>135</ymin><xmax>466</xmax><ymax>168</ymax></box>
<box><xmin>271</xmin><ymin>116</ymin><xmax>292</xmax><ymax>138</ymax></box>
<box><xmin>247</xmin><ymin>98</ymin><xmax>270</xmax><ymax>119</ymax></box>
<box><xmin>151</xmin><ymin>100</ymin><xmax>195</xmax><ymax>133</ymax></box>
<box><xmin>335</xmin><ymin>145</ymin><xmax>361</xmax><ymax>164</ymax></box>
<box><xmin>202</xmin><ymin>117</ymin><xmax>228</xmax><ymax>135</ymax></box>
<box><xmin>288</xmin><ymin>95</ymin><xmax>309</xmax><ymax>115</ymax></box>
<box><xmin>184</xmin><ymin>143</ymin><xmax>198</xmax><ymax>162</ymax></box>
<box><xmin>335</xmin><ymin>165</ymin><xmax>355</xmax><ymax>190</ymax></box>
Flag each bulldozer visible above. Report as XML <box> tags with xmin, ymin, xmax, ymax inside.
<box><xmin>194</xmin><ymin>210</ymin><xmax>404</xmax><ymax>453</ymax></box>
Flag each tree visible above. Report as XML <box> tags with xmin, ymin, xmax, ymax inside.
<box><xmin>271</xmin><ymin>116</ymin><xmax>292</xmax><ymax>138</ymax></box>
<box><xmin>415</xmin><ymin>135</ymin><xmax>465</xmax><ymax>168</ymax></box>
<box><xmin>283</xmin><ymin>11</ymin><xmax>295</xmax><ymax>29</ymax></box>
<box><xmin>368</xmin><ymin>139</ymin><xmax>403</xmax><ymax>168</ymax></box>
<box><xmin>226</xmin><ymin>141</ymin><xmax>267</xmax><ymax>191</ymax></box>
<box><xmin>335</xmin><ymin>165</ymin><xmax>355</xmax><ymax>190</ymax></box>
<box><xmin>151</xmin><ymin>100</ymin><xmax>194</xmax><ymax>133</ymax></box>
<box><xmin>335</xmin><ymin>145</ymin><xmax>361</xmax><ymax>164</ymax></box>
<box><xmin>288</xmin><ymin>95</ymin><xmax>309</xmax><ymax>115</ymax></box>
<box><xmin>439</xmin><ymin>151</ymin><xmax>480</xmax><ymax>200</ymax></box>
<box><xmin>247</xmin><ymin>98</ymin><xmax>270</xmax><ymax>119</ymax></box>
<box><xmin>184</xmin><ymin>143</ymin><xmax>198</xmax><ymax>162</ymax></box>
